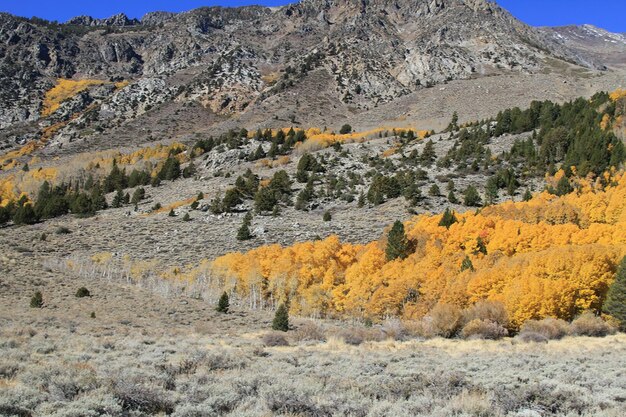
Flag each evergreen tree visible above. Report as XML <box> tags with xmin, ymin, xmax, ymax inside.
<box><xmin>103</xmin><ymin>160</ymin><xmax>128</xmax><ymax>193</ymax></box>
<box><xmin>272</xmin><ymin>303</ymin><xmax>289</xmax><ymax>331</ymax></box>
<box><xmin>131</xmin><ymin>187</ymin><xmax>146</xmax><ymax>204</ymax></box>
<box><xmin>485</xmin><ymin>177</ymin><xmax>499</xmax><ymax>205</ymax></box>
<box><xmin>603</xmin><ymin>256</ymin><xmax>626</xmax><ymax>330</ymax></box>
<box><xmin>403</xmin><ymin>184</ymin><xmax>422</xmax><ymax>206</ymax></box>
<box><xmin>168</xmin><ymin>209</ymin><xmax>176</xmax><ymax>217</ymax></box>
<box><xmin>357</xmin><ymin>191</ymin><xmax>366</xmax><ymax>208</ymax></box>
<box><xmin>112</xmin><ymin>189</ymin><xmax>125</xmax><ymax>208</ymax></box>
<box><xmin>386</xmin><ymin>221</ymin><xmax>410</xmax><ymax>261</ymax></box>
<box><xmin>237</xmin><ymin>212</ymin><xmax>254</xmax><ymax>241</ymax></box>
<box><xmin>420</xmin><ymin>140</ymin><xmax>436</xmax><ymax>167</ymax></box>
<box><xmin>210</xmin><ymin>195</ymin><xmax>223</xmax><ymax>214</ymax></box>
<box><xmin>295</xmin><ymin>179</ymin><xmax>315</xmax><ymax>210</ymax></box>
<box><xmin>555</xmin><ymin>176</ymin><xmax>573</xmax><ymax>196</ymax></box>
<box><xmin>158</xmin><ymin>157</ymin><xmax>181</xmax><ymax>181</ymax></box>
<box><xmin>448</xmin><ymin>190</ymin><xmax>458</xmax><ymax>204</ymax></box>
<box><xmin>463</xmin><ymin>185</ymin><xmax>482</xmax><ymax>207</ymax></box>
<box><xmin>216</xmin><ymin>291</ymin><xmax>230</xmax><ymax>313</ymax></box>
<box><xmin>182</xmin><ymin>162</ymin><xmax>197</xmax><ymax>178</ymax></box>
<box><xmin>461</xmin><ymin>256</ymin><xmax>474</xmax><ymax>272</ymax></box>
<box><xmin>439</xmin><ymin>208</ymin><xmax>458</xmax><ymax>229</ymax></box>
<box><xmin>183</xmin><ymin>213</ymin><xmax>191</xmax><ymax>222</ymax></box>
<box><xmin>523</xmin><ymin>188</ymin><xmax>533</xmax><ymax>202</ymax></box>
<box><xmin>222</xmin><ymin>188</ymin><xmax>242</xmax><ymax>212</ymax></box>
<box><xmin>339</xmin><ymin>124</ymin><xmax>352</xmax><ymax>134</ymax></box>
<box><xmin>446</xmin><ymin>111</ymin><xmax>459</xmax><ymax>132</ymax></box>
<box><xmin>250</xmin><ymin>144</ymin><xmax>266</xmax><ymax>161</ymax></box>
<box><xmin>0</xmin><ymin>205</ymin><xmax>11</xmax><ymax>225</ymax></box>
<box><xmin>429</xmin><ymin>184</ymin><xmax>441</xmax><ymax>197</ymax></box>
<box><xmin>254</xmin><ymin>187</ymin><xmax>278</xmax><ymax>214</ymax></box>
<box><xmin>367</xmin><ymin>176</ymin><xmax>386</xmax><ymax>206</ymax></box>
<box><xmin>13</xmin><ymin>203</ymin><xmax>38</xmax><ymax>225</ymax></box>
<box><xmin>323</xmin><ymin>211</ymin><xmax>332</xmax><ymax>222</ymax></box>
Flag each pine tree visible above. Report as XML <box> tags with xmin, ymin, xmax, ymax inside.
<box><xmin>112</xmin><ymin>189</ymin><xmax>125</xmax><ymax>208</ymax></box>
<box><xmin>523</xmin><ymin>188</ymin><xmax>533</xmax><ymax>202</ymax></box>
<box><xmin>448</xmin><ymin>190</ymin><xmax>458</xmax><ymax>204</ymax></box>
<box><xmin>357</xmin><ymin>191</ymin><xmax>366</xmax><ymax>208</ymax></box>
<box><xmin>254</xmin><ymin>187</ymin><xmax>278</xmax><ymax>214</ymax></box>
<box><xmin>183</xmin><ymin>213</ymin><xmax>191</xmax><ymax>222</ymax></box>
<box><xmin>295</xmin><ymin>178</ymin><xmax>315</xmax><ymax>210</ymax></box>
<box><xmin>216</xmin><ymin>291</ymin><xmax>230</xmax><ymax>313</ymax></box>
<box><xmin>463</xmin><ymin>185</ymin><xmax>482</xmax><ymax>207</ymax></box>
<box><xmin>237</xmin><ymin>212</ymin><xmax>253</xmax><ymax>241</ymax></box>
<box><xmin>323</xmin><ymin>211</ymin><xmax>332</xmax><ymax>221</ymax></box>
<box><xmin>131</xmin><ymin>187</ymin><xmax>146</xmax><ymax>204</ymax></box>
<box><xmin>386</xmin><ymin>221</ymin><xmax>410</xmax><ymax>261</ymax></box>
<box><xmin>460</xmin><ymin>256</ymin><xmax>474</xmax><ymax>272</ymax></box>
<box><xmin>272</xmin><ymin>303</ymin><xmax>289</xmax><ymax>331</ymax></box>
<box><xmin>183</xmin><ymin>162</ymin><xmax>197</xmax><ymax>178</ymax></box>
<box><xmin>420</xmin><ymin>140</ymin><xmax>436</xmax><ymax>166</ymax></box>
<box><xmin>13</xmin><ymin>203</ymin><xmax>38</xmax><ymax>225</ymax></box>
<box><xmin>555</xmin><ymin>176</ymin><xmax>573</xmax><ymax>196</ymax></box>
<box><xmin>485</xmin><ymin>177</ymin><xmax>499</xmax><ymax>205</ymax></box>
<box><xmin>250</xmin><ymin>144</ymin><xmax>266</xmax><ymax>161</ymax></box>
<box><xmin>439</xmin><ymin>208</ymin><xmax>458</xmax><ymax>229</ymax></box>
<box><xmin>603</xmin><ymin>256</ymin><xmax>626</xmax><ymax>330</ymax></box>
<box><xmin>429</xmin><ymin>184</ymin><xmax>441</xmax><ymax>197</ymax></box>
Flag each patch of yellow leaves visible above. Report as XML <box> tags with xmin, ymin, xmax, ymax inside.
<box><xmin>42</xmin><ymin>78</ymin><xmax>108</xmax><ymax>117</ymax></box>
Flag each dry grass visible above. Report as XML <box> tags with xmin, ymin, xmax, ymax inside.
<box><xmin>1</xmin><ymin>260</ymin><xmax>625</xmax><ymax>417</ymax></box>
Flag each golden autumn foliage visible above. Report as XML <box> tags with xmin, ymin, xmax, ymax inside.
<box><xmin>302</xmin><ymin>127</ymin><xmax>429</xmax><ymax>149</ymax></box>
<box><xmin>212</xmin><ymin>170</ymin><xmax>626</xmax><ymax>328</ymax></box>
<box><xmin>148</xmin><ymin>196</ymin><xmax>197</xmax><ymax>215</ymax></box>
<box><xmin>0</xmin><ymin>142</ymin><xmax>187</xmax><ymax>205</ymax></box>
<box><xmin>42</xmin><ymin>78</ymin><xmax>111</xmax><ymax>117</ymax></box>
<box><xmin>609</xmin><ymin>89</ymin><xmax>626</xmax><ymax>102</ymax></box>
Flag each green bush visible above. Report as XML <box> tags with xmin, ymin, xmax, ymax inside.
<box><xmin>30</xmin><ymin>291</ymin><xmax>43</xmax><ymax>308</ymax></box>
<box><xmin>76</xmin><ymin>287</ymin><xmax>91</xmax><ymax>298</ymax></box>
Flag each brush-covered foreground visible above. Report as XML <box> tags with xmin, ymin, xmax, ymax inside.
<box><xmin>1</xmin><ymin>266</ymin><xmax>625</xmax><ymax>417</ymax></box>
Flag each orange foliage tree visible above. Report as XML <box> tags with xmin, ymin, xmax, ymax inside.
<box><xmin>212</xmin><ymin>170</ymin><xmax>626</xmax><ymax>328</ymax></box>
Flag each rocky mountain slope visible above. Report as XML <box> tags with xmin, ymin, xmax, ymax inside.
<box><xmin>1</xmin><ymin>0</ymin><xmax>625</xmax><ymax>161</ymax></box>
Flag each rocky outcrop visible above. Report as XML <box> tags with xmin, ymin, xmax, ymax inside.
<box><xmin>66</xmin><ymin>13</ymin><xmax>140</xmax><ymax>27</ymax></box>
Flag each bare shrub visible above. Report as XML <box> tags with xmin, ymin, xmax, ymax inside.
<box><xmin>111</xmin><ymin>379</ymin><xmax>174</xmax><ymax>414</ymax></box>
<box><xmin>331</xmin><ymin>327</ymin><xmax>384</xmax><ymax>346</ymax></box>
<box><xmin>203</xmin><ymin>351</ymin><xmax>248</xmax><ymax>371</ymax></box>
<box><xmin>0</xmin><ymin>361</ymin><xmax>19</xmax><ymax>379</ymax></box>
<box><xmin>570</xmin><ymin>312</ymin><xmax>616</xmax><ymax>337</ymax></box>
<box><xmin>381</xmin><ymin>318</ymin><xmax>406</xmax><ymax>341</ymax></box>
<box><xmin>402</xmin><ymin>320</ymin><xmax>435</xmax><ymax>339</ymax></box>
<box><xmin>463</xmin><ymin>300</ymin><xmax>509</xmax><ymax>328</ymax></box>
<box><xmin>460</xmin><ymin>319</ymin><xmax>508</xmax><ymax>340</ymax></box>
<box><xmin>428</xmin><ymin>303</ymin><xmax>463</xmax><ymax>338</ymax></box>
<box><xmin>292</xmin><ymin>321</ymin><xmax>325</xmax><ymax>343</ymax></box>
<box><xmin>517</xmin><ymin>331</ymin><xmax>549</xmax><ymax>343</ymax></box>
<box><xmin>519</xmin><ymin>318</ymin><xmax>570</xmax><ymax>341</ymax></box>
<box><xmin>262</xmin><ymin>332</ymin><xmax>289</xmax><ymax>347</ymax></box>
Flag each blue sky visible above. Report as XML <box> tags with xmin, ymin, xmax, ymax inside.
<box><xmin>1</xmin><ymin>1</ymin><xmax>625</xmax><ymax>33</ymax></box>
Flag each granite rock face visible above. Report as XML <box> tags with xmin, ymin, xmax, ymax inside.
<box><xmin>0</xmin><ymin>1</ymin><xmax>622</xmax><ymax>148</ymax></box>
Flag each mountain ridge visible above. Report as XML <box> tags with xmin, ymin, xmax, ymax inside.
<box><xmin>0</xmin><ymin>0</ymin><xmax>624</xmax><ymax>159</ymax></box>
